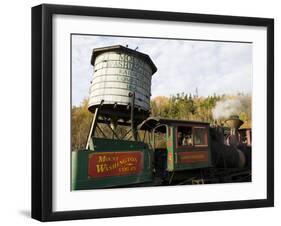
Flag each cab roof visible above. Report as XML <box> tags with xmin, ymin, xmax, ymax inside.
<box><xmin>138</xmin><ymin>117</ymin><xmax>209</xmax><ymax>132</ymax></box>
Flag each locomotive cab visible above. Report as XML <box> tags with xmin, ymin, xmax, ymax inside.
<box><xmin>174</xmin><ymin>123</ymin><xmax>211</xmax><ymax>171</ymax></box>
<box><xmin>139</xmin><ymin>117</ymin><xmax>212</xmax><ymax>182</ymax></box>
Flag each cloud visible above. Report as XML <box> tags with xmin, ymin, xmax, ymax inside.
<box><xmin>71</xmin><ymin>35</ymin><xmax>252</xmax><ymax>106</ymax></box>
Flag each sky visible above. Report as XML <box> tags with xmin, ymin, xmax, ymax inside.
<box><xmin>71</xmin><ymin>34</ymin><xmax>252</xmax><ymax>106</ymax></box>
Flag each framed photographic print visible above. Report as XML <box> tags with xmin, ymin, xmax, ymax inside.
<box><xmin>31</xmin><ymin>4</ymin><xmax>274</xmax><ymax>221</ymax></box>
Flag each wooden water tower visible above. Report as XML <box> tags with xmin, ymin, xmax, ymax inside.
<box><xmin>86</xmin><ymin>45</ymin><xmax>157</xmax><ymax>149</ymax></box>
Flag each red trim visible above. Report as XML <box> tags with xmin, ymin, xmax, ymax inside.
<box><xmin>177</xmin><ymin>151</ymin><xmax>209</xmax><ymax>164</ymax></box>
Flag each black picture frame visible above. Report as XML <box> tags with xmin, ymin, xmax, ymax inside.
<box><xmin>31</xmin><ymin>4</ymin><xmax>274</xmax><ymax>222</ymax></box>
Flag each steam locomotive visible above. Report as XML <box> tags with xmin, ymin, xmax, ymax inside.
<box><xmin>71</xmin><ymin>45</ymin><xmax>251</xmax><ymax>190</ymax></box>
<box><xmin>72</xmin><ymin>114</ymin><xmax>251</xmax><ymax>190</ymax></box>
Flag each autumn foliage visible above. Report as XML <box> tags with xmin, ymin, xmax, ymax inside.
<box><xmin>72</xmin><ymin>93</ymin><xmax>251</xmax><ymax>150</ymax></box>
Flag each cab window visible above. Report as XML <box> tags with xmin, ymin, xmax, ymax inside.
<box><xmin>194</xmin><ymin>127</ymin><xmax>207</xmax><ymax>146</ymax></box>
<box><xmin>177</xmin><ymin>126</ymin><xmax>193</xmax><ymax>147</ymax></box>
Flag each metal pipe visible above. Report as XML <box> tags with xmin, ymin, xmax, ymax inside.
<box><xmin>129</xmin><ymin>92</ymin><xmax>137</xmax><ymax>141</ymax></box>
<box><xmin>85</xmin><ymin>100</ymin><xmax>104</xmax><ymax>149</ymax></box>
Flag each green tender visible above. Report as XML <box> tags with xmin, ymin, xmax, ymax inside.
<box><xmin>72</xmin><ymin>138</ymin><xmax>153</xmax><ymax>190</ymax></box>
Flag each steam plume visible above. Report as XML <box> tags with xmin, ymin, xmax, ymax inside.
<box><xmin>212</xmin><ymin>97</ymin><xmax>242</xmax><ymax>120</ymax></box>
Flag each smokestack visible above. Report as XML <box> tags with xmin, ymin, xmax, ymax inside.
<box><xmin>225</xmin><ymin>115</ymin><xmax>244</xmax><ymax>136</ymax></box>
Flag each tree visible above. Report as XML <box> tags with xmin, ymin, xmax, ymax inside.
<box><xmin>71</xmin><ymin>98</ymin><xmax>92</xmax><ymax>150</ymax></box>
<box><xmin>71</xmin><ymin>93</ymin><xmax>252</xmax><ymax>150</ymax></box>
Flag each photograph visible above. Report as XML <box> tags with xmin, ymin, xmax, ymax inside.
<box><xmin>71</xmin><ymin>34</ymin><xmax>252</xmax><ymax>190</ymax></box>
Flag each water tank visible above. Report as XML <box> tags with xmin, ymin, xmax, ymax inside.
<box><xmin>88</xmin><ymin>45</ymin><xmax>157</xmax><ymax>121</ymax></box>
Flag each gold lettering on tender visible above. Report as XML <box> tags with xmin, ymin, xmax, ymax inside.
<box><xmin>98</xmin><ymin>156</ymin><xmax>106</xmax><ymax>163</ymax></box>
<box><xmin>98</xmin><ymin>155</ymin><xmax>119</xmax><ymax>163</ymax></box>
<box><xmin>95</xmin><ymin>154</ymin><xmax>139</xmax><ymax>174</ymax></box>
<box><xmin>96</xmin><ymin>164</ymin><xmax>107</xmax><ymax>173</ymax></box>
